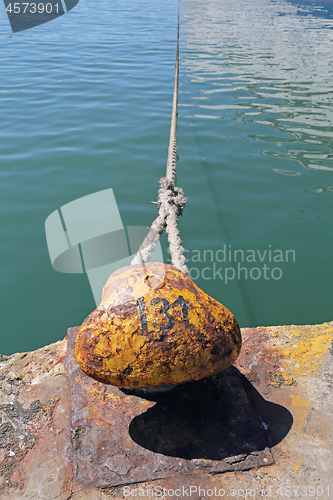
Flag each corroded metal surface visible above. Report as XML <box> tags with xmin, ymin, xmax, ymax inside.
<box><xmin>75</xmin><ymin>263</ymin><xmax>241</xmax><ymax>387</ymax></box>
<box><xmin>68</xmin><ymin>327</ymin><xmax>273</xmax><ymax>488</ymax></box>
<box><xmin>0</xmin><ymin>322</ymin><xmax>332</xmax><ymax>499</ymax></box>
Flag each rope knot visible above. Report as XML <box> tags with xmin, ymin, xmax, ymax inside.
<box><xmin>158</xmin><ymin>177</ymin><xmax>187</xmax><ymax>217</ymax></box>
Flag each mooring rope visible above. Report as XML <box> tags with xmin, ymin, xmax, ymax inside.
<box><xmin>131</xmin><ymin>2</ymin><xmax>188</xmax><ymax>275</ymax></box>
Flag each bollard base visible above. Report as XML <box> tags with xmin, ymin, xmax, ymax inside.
<box><xmin>0</xmin><ymin>322</ymin><xmax>332</xmax><ymax>499</ymax></box>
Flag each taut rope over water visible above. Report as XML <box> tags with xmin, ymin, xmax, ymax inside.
<box><xmin>75</xmin><ymin>1</ymin><xmax>242</xmax><ymax>392</ymax></box>
<box><xmin>131</xmin><ymin>2</ymin><xmax>188</xmax><ymax>275</ymax></box>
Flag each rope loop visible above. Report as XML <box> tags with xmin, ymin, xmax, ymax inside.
<box><xmin>131</xmin><ymin>0</ymin><xmax>188</xmax><ymax>275</ymax></box>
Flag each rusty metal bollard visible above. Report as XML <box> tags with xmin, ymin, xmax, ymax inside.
<box><xmin>75</xmin><ymin>263</ymin><xmax>241</xmax><ymax>388</ymax></box>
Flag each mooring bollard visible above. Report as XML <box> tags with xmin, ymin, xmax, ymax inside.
<box><xmin>75</xmin><ymin>262</ymin><xmax>242</xmax><ymax>389</ymax></box>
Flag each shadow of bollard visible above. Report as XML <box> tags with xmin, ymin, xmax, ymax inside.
<box><xmin>124</xmin><ymin>367</ymin><xmax>293</xmax><ymax>460</ymax></box>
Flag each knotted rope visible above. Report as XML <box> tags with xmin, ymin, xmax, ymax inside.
<box><xmin>131</xmin><ymin>2</ymin><xmax>188</xmax><ymax>275</ymax></box>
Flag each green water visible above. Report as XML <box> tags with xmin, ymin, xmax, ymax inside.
<box><xmin>0</xmin><ymin>0</ymin><xmax>332</xmax><ymax>355</ymax></box>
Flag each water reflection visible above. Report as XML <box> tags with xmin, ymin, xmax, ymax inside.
<box><xmin>180</xmin><ymin>0</ymin><xmax>333</xmax><ymax>173</ymax></box>
<box><xmin>178</xmin><ymin>0</ymin><xmax>333</xmax><ymax>328</ymax></box>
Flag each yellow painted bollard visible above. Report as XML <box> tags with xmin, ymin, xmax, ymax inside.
<box><xmin>75</xmin><ymin>262</ymin><xmax>241</xmax><ymax>388</ymax></box>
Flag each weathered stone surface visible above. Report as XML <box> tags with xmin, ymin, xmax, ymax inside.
<box><xmin>0</xmin><ymin>322</ymin><xmax>332</xmax><ymax>499</ymax></box>
<box><xmin>0</xmin><ymin>341</ymin><xmax>72</xmax><ymax>499</ymax></box>
<box><xmin>75</xmin><ymin>263</ymin><xmax>241</xmax><ymax>387</ymax></box>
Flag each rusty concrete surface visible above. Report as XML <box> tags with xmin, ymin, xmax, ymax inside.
<box><xmin>0</xmin><ymin>322</ymin><xmax>332</xmax><ymax>499</ymax></box>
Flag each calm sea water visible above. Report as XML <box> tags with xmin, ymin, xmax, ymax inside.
<box><xmin>0</xmin><ymin>0</ymin><xmax>332</xmax><ymax>355</ymax></box>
